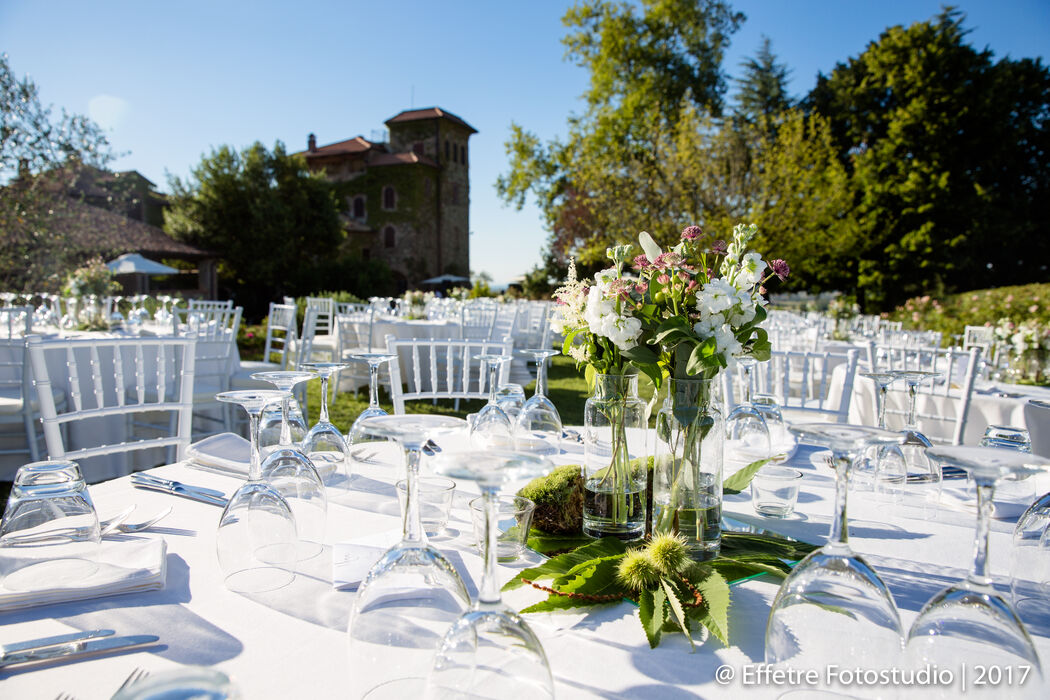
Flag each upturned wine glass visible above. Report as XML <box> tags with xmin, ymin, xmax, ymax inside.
<box><xmin>766</xmin><ymin>423</ymin><xmax>906</xmax><ymax>672</ymax></box>
<box><xmin>215</xmin><ymin>390</ymin><xmax>298</xmax><ymax>594</ymax></box>
<box><xmin>470</xmin><ymin>354</ymin><xmax>514</xmax><ymax>449</ymax></box>
<box><xmin>426</xmin><ymin>449</ymin><xmax>555</xmax><ymax>699</ymax></box>
<box><xmin>347</xmin><ymin>414</ymin><xmax>470</xmax><ymax>698</ymax></box>
<box><xmin>301</xmin><ymin>362</ymin><xmax>352</xmax><ymax>485</ymax></box>
<box><xmin>253</xmin><ymin>371</ymin><xmax>327</xmax><ymax>562</ymax></box>
<box><xmin>876</xmin><ymin>370</ymin><xmax>942</xmax><ymax>517</ymax></box>
<box><xmin>725</xmin><ymin>355</ymin><xmax>771</xmax><ymax>462</ymax></box>
<box><xmin>514</xmin><ymin>348</ymin><xmax>563</xmax><ymax>455</ymax></box>
<box><xmin>257</xmin><ymin>372</ymin><xmax>312</xmax><ymax>457</ymax></box>
<box><xmin>908</xmin><ymin>446</ymin><xmax>1050</xmax><ymax>696</ymax></box>
<box><xmin>346</xmin><ymin>352</ymin><xmax>398</xmax><ymax>443</ymax></box>
<box><xmin>855</xmin><ymin>370</ymin><xmax>906</xmax><ymax>490</ymax></box>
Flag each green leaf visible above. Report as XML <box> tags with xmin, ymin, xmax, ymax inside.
<box><xmin>525</xmin><ymin>530</ymin><xmax>595</xmax><ymax>556</ymax></box>
<box><xmin>661</xmin><ymin>578</ymin><xmax>695</xmax><ymax>651</ymax></box>
<box><xmin>557</xmin><ymin>555</ymin><xmax>629</xmax><ymax>597</ymax></box>
<box><xmin>620</xmin><ymin>343</ymin><xmax>659</xmax><ymax>365</ymax></box>
<box><xmin>722</xmin><ymin>457</ymin><xmax>772</xmax><ymax>495</ymax></box>
<box><xmin>720</xmin><ymin>531</ymin><xmax>819</xmax><ymax>559</ymax></box>
<box><xmin>638</xmin><ymin>589</ymin><xmax>663</xmax><ymax>649</ymax></box>
<box><xmin>503</xmin><ymin>537</ymin><xmax>628</xmax><ymax>591</ymax></box>
<box><xmin>520</xmin><ymin>594</ymin><xmax>603</xmax><ymax>614</ymax></box>
<box><xmin>695</xmin><ymin>569</ymin><xmax>731</xmax><ymax>646</ymax></box>
<box><xmin>710</xmin><ymin>559</ymin><xmax>791</xmax><ymax>582</ymax></box>
<box><xmin>561</xmin><ymin>327</ymin><xmax>581</xmax><ymax>357</ymax></box>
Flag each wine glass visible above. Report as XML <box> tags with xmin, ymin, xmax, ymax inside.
<box><xmin>346</xmin><ymin>414</ymin><xmax>470</xmax><ymax>698</ymax></box>
<box><xmin>257</xmin><ymin>372</ymin><xmax>313</xmax><ymax>457</ymax></box>
<box><xmin>766</xmin><ymin>423</ymin><xmax>906</xmax><ymax>672</ymax></box>
<box><xmin>855</xmin><ymin>370</ymin><xmax>906</xmax><ymax>490</ymax></box>
<box><xmin>426</xmin><ymin>449</ymin><xmax>555</xmax><ymax>698</ymax></box>
<box><xmin>345</xmin><ymin>353</ymin><xmax>400</xmax><ymax>476</ymax></box>
<box><xmin>300</xmin><ymin>362</ymin><xmax>352</xmax><ymax>485</ymax></box>
<box><xmin>880</xmin><ymin>370</ymin><xmax>942</xmax><ymax>517</ymax></box>
<box><xmin>751</xmin><ymin>394</ymin><xmax>791</xmax><ymax>459</ymax></box>
<box><xmin>725</xmin><ymin>356</ymin><xmax>771</xmax><ymax>463</ymax></box>
<box><xmin>908</xmin><ymin>446</ymin><xmax>1050</xmax><ymax>694</ymax></box>
<box><xmin>470</xmin><ymin>354</ymin><xmax>514</xmax><ymax>449</ymax></box>
<box><xmin>494</xmin><ymin>383</ymin><xmax>526</xmax><ymax>423</ymax></box>
<box><xmin>1010</xmin><ymin>491</ymin><xmax>1050</xmax><ymax>619</ymax></box>
<box><xmin>514</xmin><ymin>348</ymin><xmax>563</xmax><ymax>455</ymax></box>
<box><xmin>214</xmin><ymin>390</ymin><xmax>298</xmax><ymax>594</ymax></box>
<box><xmin>253</xmin><ymin>371</ymin><xmax>327</xmax><ymax>562</ymax></box>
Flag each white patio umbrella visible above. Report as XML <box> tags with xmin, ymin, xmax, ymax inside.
<box><xmin>420</xmin><ymin>273</ymin><xmax>470</xmax><ymax>284</ymax></box>
<box><xmin>106</xmin><ymin>253</ymin><xmax>178</xmax><ymax>275</ymax></box>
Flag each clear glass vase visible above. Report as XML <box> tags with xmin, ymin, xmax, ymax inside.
<box><xmin>582</xmin><ymin>373</ymin><xmax>648</xmax><ymax>541</ymax></box>
<box><xmin>653</xmin><ymin>376</ymin><xmax>725</xmax><ymax>560</ymax></box>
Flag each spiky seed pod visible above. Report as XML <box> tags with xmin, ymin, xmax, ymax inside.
<box><xmin>646</xmin><ymin>533</ymin><xmax>690</xmax><ymax>576</ymax></box>
<box><xmin>617</xmin><ymin>550</ymin><xmax>661</xmax><ymax>591</ymax></box>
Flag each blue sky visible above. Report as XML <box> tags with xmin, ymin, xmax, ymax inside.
<box><xmin>2</xmin><ymin>1</ymin><xmax>1047</xmax><ymax>286</ymax></box>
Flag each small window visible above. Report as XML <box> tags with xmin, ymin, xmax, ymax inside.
<box><xmin>383</xmin><ymin>226</ymin><xmax>395</xmax><ymax>248</ymax></box>
<box><xmin>444</xmin><ymin>140</ymin><xmax>450</xmax><ymax>161</ymax></box>
<box><xmin>413</xmin><ymin>142</ymin><xmax>424</xmax><ymax>155</ymax></box>
<box><xmin>382</xmin><ymin>185</ymin><xmax>396</xmax><ymax>210</ymax></box>
<box><xmin>352</xmin><ymin>195</ymin><xmax>365</xmax><ymax>219</ymax></box>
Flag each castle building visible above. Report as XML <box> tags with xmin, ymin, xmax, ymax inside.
<box><xmin>299</xmin><ymin>107</ymin><xmax>475</xmax><ymax>290</ymax></box>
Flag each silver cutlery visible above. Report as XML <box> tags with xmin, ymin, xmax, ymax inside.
<box><xmin>99</xmin><ymin>506</ymin><xmax>136</xmax><ymax>537</ymax></box>
<box><xmin>115</xmin><ymin>666</ymin><xmax>151</xmax><ymax>694</ymax></box>
<box><xmin>130</xmin><ymin>474</ymin><xmax>228</xmax><ymax>507</ymax></box>
<box><xmin>131</xmin><ymin>473</ymin><xmax>226</xmax><ymax>498</ymax></box>
<box><xmin>0</xmin><ymin>634</ymin><xmax>160</xmax><ymax>669</ymax></box>
<box><xmin>1</xmin><ymin>629</ymin><xmax>114</xmax><ymax>658</ymax></box>
<box><xmin>103</xmin><ymin>506</ymin><xmax>174</xmax><ymax>535</ymax></box>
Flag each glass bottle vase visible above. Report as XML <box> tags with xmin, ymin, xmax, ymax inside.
<box><xmin>582</xmin><ymin>373</ymin><xmax>648</xmax><ymax>541</ymax></box>
<box><xmin>653</xmin><ymin>376</ymin><xmax>725</xmax><ymax>561</ymax></box>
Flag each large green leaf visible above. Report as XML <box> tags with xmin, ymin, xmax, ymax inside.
<box><xmin>639</xmin><ymin>588</ymin><xmax>664</xmax><ymax>649</ymax></box>
<box><xmin>661</xmin><ymin>578</ymin><xmax>695</xmax><ymax>651</ymax></box>
<box><xmin>556</xmin><ymin>555</ymin><xmax>629</xmax><ymax>597</ymax></box>
<box><xmin>722</xmin><ymin>457</ymin><xmax>772</xmax><ymax>495</ymax></box>
<box><xmin>503</xmin><ymin>537</ymin><xmax>627</xmax><ymax>591</ymax></box>
<box><xmin>526</xmin><ymin>530</ymin><xmax>594</xmax><ymax>555</ymax></box>
<box><xmin>695</xmin><ymin>569</ymin><xmax>731</xmax><ymax>646</ymax></box>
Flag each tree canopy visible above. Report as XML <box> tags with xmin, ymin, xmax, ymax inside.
<box><xmin>165</xmin><ymin>142</ymin><xmax>353</xmax><ymax>317</ymax></box>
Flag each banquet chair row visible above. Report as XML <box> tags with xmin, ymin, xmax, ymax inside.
<box><xmin>0</xmin><ymin>308</ymin><xmax>46</xmax><ymax>466</ymax></box>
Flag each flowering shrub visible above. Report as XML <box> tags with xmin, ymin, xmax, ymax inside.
<box><xmin>886</xmin><ymin>283</ymin><xmax>1050</xmax><ymax>342</ymax></box>
<box><xmin>994</xmin><ymin>318</ymin><xmax>1050</xmax><ymax>356</ymax></box>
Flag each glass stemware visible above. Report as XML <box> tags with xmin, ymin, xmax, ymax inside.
<box><xmin>347</xmin><ymin>414</ymin><xmax>470</xmax><ymax>698</ymax></box>
<box><xmin>766</xmin><ymin>423</ymin><xmax>906</xmax><ymax>671</ymax></box>
<box><xmin>881</xmin><ymin>370</ymin><xmax>942</xmax><ymax>517</ymax></box>
<box><xmin>908</xmin><ymin>446</ymin><xmax>1050</xmax><ymax>694</ymax></box>
<box><xmin>514</xmin><ymin>349</ymin><xmax>563</xmax><ymax>455</ymax></box>
<box><xmin>470</xmin><ymin>354</ymin><xmax>514</xmax><ymax>449</ymax></box>
<box><xmin>300</xmin><ymin>362</ymin><xmax>352</xmax><ymax>485</ymax></box>
<box><xmin>252</xmin><ymin>371</ymin><xmax>327</xmax><ymax>562</ymax></box>
<box><xmin>346</xmin><ymin>352</ymin><xmax>398</xmax><ymax>443</ymax></box>
<box><xmin>725</xmin><ymin>356</ymin><xmax>771</xmax><ymax>463</ymax></box>
<box><xmin>494</xmin><ymin>383</ymin><xmax>526</xmax><ymax>423</ymax></box>
<box><xmin>427</xmin><ymin>449</ymin><xmax>555</xmax><ymax>698</ymax></box>
<box><xmin>856</xmin><ymin>370</ymin><xmax>907</xmax><ymax>493</ymax></box>
<box><xmin>1010</xmin><ymin>491</ymin><xmax>1050</xmax><ymax>620</ymax></box>
<box><xmin>257</xmin><ymin>372</ymin><xmax>313</xmax><ymax>457</ymax></box>
<box><xmin>214</xmin><ymin>390</ymin><xmax>298</xmax><ymax>594</ymax></box>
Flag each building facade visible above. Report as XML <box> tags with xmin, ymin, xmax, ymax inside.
<box><xmin>299</xmin><ymin>107</ymin><xmax>475</xmax><ymax>290</ymax></box>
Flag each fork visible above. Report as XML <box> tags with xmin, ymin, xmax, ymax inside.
<box><xmin>115</xmin><ymin>667</ymin><xmax>150</xmax><ymax>694</ymax></box>
<box><xmin>54</xmin><ymin>694</ymin><xmax>78</xmax><ymax>700</ymax></box>
<box><xmin>100</xmin><ymin>506</ymin><xmax>174</xmax><ymax>537</ymax></box>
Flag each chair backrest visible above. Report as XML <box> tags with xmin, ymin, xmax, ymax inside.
<box><xmin>0</xmin><ymin>337</ymin><xmax>40</xmax><ymax>461</ymax></box>
<box><xmin>727</xmin><ymin>349</ymin><xmax>860</xmax><ymax>423</ymax></box>
<box><xmin>0</xmin><ymin>306</ymin><xmax>32</xmax><ymax>339</ymax></box>
<box><xmin>305</xmin><ymin>297</ymin><xmax>335</xmax><ymax>337</ymax></box>
<box><xmin>1025</xmin><ymin>400</ymin><xmax>1050</xmax><ymax>459</ymax></box>
<box><xmin>263</xmin><ymin>303</ymin><xmax>298</xmax><ymax>368</ymax></box>
<box><xmin>337</xmin><ymin>302</ymin><xmax>370</xmax><ymax>315</ymax></box>
<box><xmin>490</xmin><ymin>304</ymin><xmax>520</xmax><ymax>343</ymax></box>
<box><xmin>384</xmin><ymin>334</ymin><xmax>513</xmax><ymax>414</ymax></box>
<box><xmin>337</xmin><ymin>312</ymin><xmax>374</xmax><ymax>353</ymax></box>
<box><xmin>27</xmin><ymin>334</ymin><xmax>197</xmax><ymax>462</ymax></box>
<box><xmin>460</xmin><ymin>303</ymin><xmax>498</xmax><ymax>340</ymax></box>
<box><xmin>175</xmin><ymin>306</ymin><xmax>241</xmax><ymax>341</ymax></box>
<box><xmin>873</xmin><ymin>345</ymin><xmax>982</xmax><ymax>445</ymax></box>
<box><xmin>189</xmin><ymin>299</ymin><xmax>233</xmax><ymax>311</ymax></box>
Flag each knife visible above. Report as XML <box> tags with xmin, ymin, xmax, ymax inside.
<box><xmin>1</xmin><ymin>629</ymin><xmax>114</xmax><ymax>658</ymax></box>
<box><xmin>0</xmin><ymin>635</ymin><xmax>160</xmax><ymax>669</ymax></box>
<box><xmin>131</xmin><ymin>473</ymin><xmax>227</xmax><ymax>499</ymax></box>
<box><xmin>131</xmin><ymin>477</ymin><xmax>228</xmax><ymax>507</ymax></box>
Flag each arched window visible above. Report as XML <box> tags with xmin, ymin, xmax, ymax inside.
<box><xmin>382</xmin><ymin>185</ymin><xmax>396</xmax><ymax>211</ymax></box>
<box><xmin>384</xmin><ymin>226</ymin><xmax>396</xmax><ymax>248</ymax></box>
<box><xmin>352</xmin><ymin>195</ymin><xmax>365</xmax><ymax>219</ymax></box>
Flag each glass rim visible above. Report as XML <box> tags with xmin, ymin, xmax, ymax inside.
<box><xmin>467</xmin><ymin>494</ymin><xmax>536</xmax><ymax>512</ymax></box>
<box><xmin>753</xmin><ymin>466</ymin><xmax>803</xmax><ymax>481</ymax></box>
<box><xmin>395</xmin><ymin>476</ymin><xmax>456</xmax><ymax>492</ymax></box>
<box><xmin>15</xmin><ymin>460</ymin><xmax>83</xmax><ymax>484</ymax></box>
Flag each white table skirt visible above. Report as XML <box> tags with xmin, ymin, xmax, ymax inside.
<box><xmin>3</xmin><ymin>432</ymin><xmax>1050</xmax><ymax>698</ymax></box>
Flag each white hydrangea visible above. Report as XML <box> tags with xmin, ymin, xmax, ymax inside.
<box><xmin>583</xmin><ymin>285</ymin><xmax>642</xmax><ymax>351</ymax></box>
<box><xmin>696</xmin><ymin>278</ymin><xmax>737</xmax><ymax>317</ymax></box>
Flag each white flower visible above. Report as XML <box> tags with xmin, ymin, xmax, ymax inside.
<box><xmin>737</xmin><ymin>252</ymin><xmax>767</xmax><ymax>287</ymax></box>
<box><xmin>714</xmin><ymin>324</ymin><xmax>742</xmax><ymax>358</ymax></box>
<box><xmin>697</xmin><ymin>279</ymin><xmax>737</xmax><ymax>316</ymax></box>
<box><xmin>638</xmin><ymin>231</ymin><xmax>663</xmax><ymax>261</ymax></box>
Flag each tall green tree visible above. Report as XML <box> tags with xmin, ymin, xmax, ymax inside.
<box><xmin>0</xmin><ymin>54</ymin><xmax>115</xmax><ymax>290</ymax></box>
<box><xmin>165</xmin><ymin>142</ymin><xmax>346</xmax><ymax>317</ymax></box>
<box><xmin>733</xmin><ymin>36</ymin><xmax>793</xmax><ymax>127</ymax></box>
<box><xmin>808</xmin><ymin>9</ymin><xmax>1050</xmax><ymax>309</ymax></box>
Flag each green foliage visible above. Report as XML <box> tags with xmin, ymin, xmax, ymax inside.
<box><xmin>885</xmin><ymin>283</ymin><xmax>1050</xmax><ymax>341</ymax></box>
<box><xmin>0</xmin><ymin>54</ymin><xmax>115</xmax><ymax>291</ymax></box>
<box><xmin>165</xmin><ymin>141</ymin><xmax>388</xmax><ymax>319</ymax></box>
<box><xmin>518</xmin><ymin>464</ymin><xmax>585</xmax><ymax>534</ymax></box>
<box><xmin>808</xmin><ymin>8</ymin><xmax>1050</xmax><ymax>309</ymax></box>
<box><xmin>733</xmin><ymin>36</ymin><xmax>793</xmax><ymax>127</ymax></box>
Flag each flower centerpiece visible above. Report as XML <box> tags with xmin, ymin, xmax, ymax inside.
<box><xmin>995</xmin><ymin>317</ymin><xmax>1050</xmax><ymax>383</ymax></box>
<box><xmin>62</xmin><ymin>256</ymin><xmax>120</xmax><ymax>330</ymax></box>
<box><xmin>401</xmin><ymin>290</ymin><xmax>429</xmax><ymax>319</ymax></box>
<box><xmin>630</xmin><ymin>224</ymin><xmax>786</xmax><ymax>558</ymax></box>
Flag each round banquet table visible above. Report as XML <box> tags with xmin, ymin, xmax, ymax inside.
<box><xmin>2</xmin><ymin>429</ymin><xmax>1050</xmax><ymax>698</ymax></box>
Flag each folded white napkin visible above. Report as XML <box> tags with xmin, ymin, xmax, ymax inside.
<box><xmin>186</xmin><ymin>432</ymin><xmax>250</xmax><ymax>476</ymax></box>
<box><xmin>0</xmin><ymin>538</ymin><xmax>167</xmax><ymax>612</ymax></box>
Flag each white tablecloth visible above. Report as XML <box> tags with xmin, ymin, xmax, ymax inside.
<box><xmin>3</xmin><ymin>434</ymin><xmax>1049</xmax><ymax>698</ymax></box>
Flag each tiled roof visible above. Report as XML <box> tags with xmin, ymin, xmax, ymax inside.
<box><xmin>369</xmin><ymin>152</ymin><xmax>439</xmax><ymax>168</ymax></box>
<box><xmin>50</xmin><ymin>197</ymin><xmax>211</xmax><ymax>259</ymax></box>
<box><xmin>385</xmin><ymin>107</ymin><xmax>477</xmax><ymax>134</ymax></box>
<box><xmin>301</xmin><ymin>136</ymin><xmax>375</xmax><ymax>158</ymax></box>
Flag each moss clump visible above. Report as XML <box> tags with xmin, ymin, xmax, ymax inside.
<box><xmin>518</xmin><ymin>464</ymin><xmax>584</xmax><ymax>534</ymax></box>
